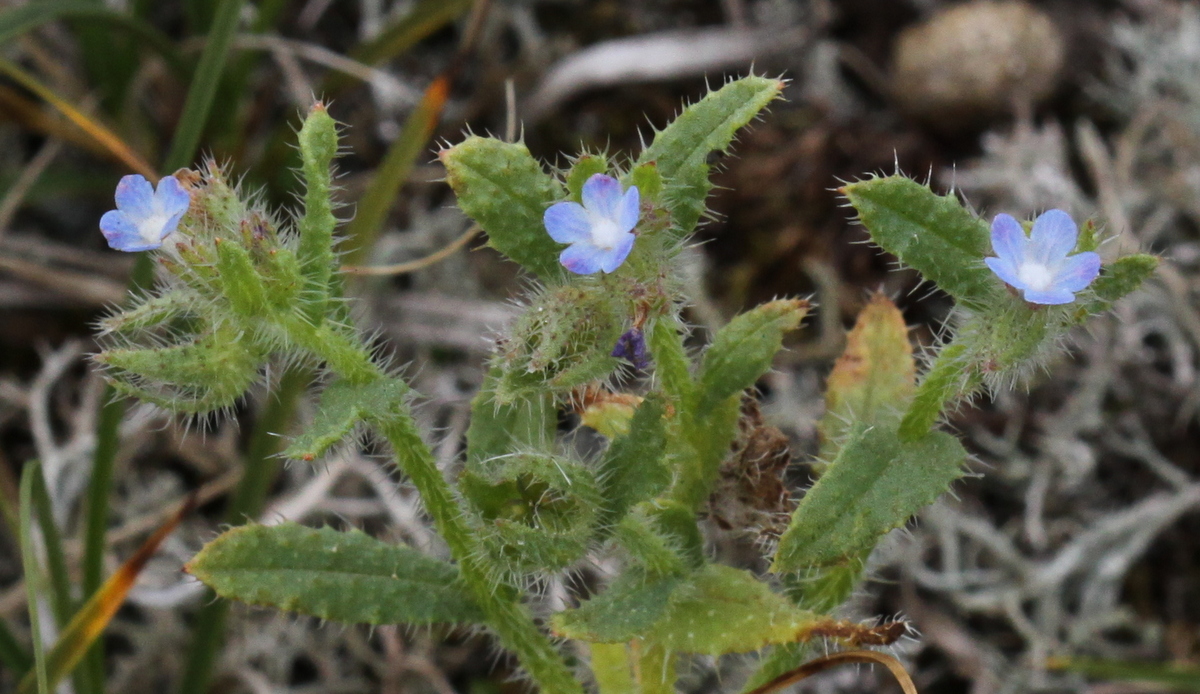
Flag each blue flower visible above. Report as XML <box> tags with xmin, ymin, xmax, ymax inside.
<box><xmin>99</xmin><ymin>174</ymin><xmax>191</xmax><ymax>252</ymax></box>
<box><xmin>985</xmin><ymin>209</ymin><xmax>1101</xmax><ymax>305</ymax></box>
<box><xmin>544</xmin><ymin>174</ymin><xmax>640</xmax><ymax>274</ymax></box>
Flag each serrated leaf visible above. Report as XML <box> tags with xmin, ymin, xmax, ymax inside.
<box><xmin>554</xmin><ymin>565</ymin><xmax>822</xmax><ymax>656</ymax></box>
<box><xmin>843</xmin><ymin>175</ymin><xmax>995</xmax><ymax>307</ymax></box>
<box><xmin>186</xmin><ymin>523</ymin><xmax>483</xmax><ymax>625</ymax></box>
<box><xmin>772</xmin><ymin>424</ymin><xmax>966</xmax><ymax>573</ymax></box>
<box><xmin>634</xmin><ymin>75</ymin><xmax>785</xmax><ymax>235</ymax></box>
<box><xmin>285</xmin><ymin>377</ymin><xmax>409</xmax><ymax>461</ymax></box>
<box><xmin>696</xmin><ymin>299</ymin><xmax>808</xmax><ymax>414</ymax></box>
<box><xmin>441</xmin><ymin>136</ymin><xmax>564</xmax><ymax>280</ymax></box>
<box><xmin>819</xmin><ymin>294</ymin><xmax>915</xmax><ymax>459</ymax></box>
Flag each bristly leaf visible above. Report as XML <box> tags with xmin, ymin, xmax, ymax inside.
<box><xmin>772</xmin><ymin>424</ymin><xmax>966</xmax><ymax>573</ymax></box>
<box><xmin>1075</xmin><ymin>253</ymin><xmax>1158</xmax><ymax>320</ymax></box>
<box><xmin>842</xmin><ymin>175</ymin><xmax>995</xmax><ymax>308</ymax></box>
<box><xmin>186</xmin><ymin>523</ymin><xmax>484</xmax><ymax>625</ymax></box>
<box><xmin>696</xmin><ymin>299</ymin><xmax>808</xmax><ymax>415</ymax></box>
<box><xmin>554</xmin><ymin>565</ymin><xmax>824</xmax><ymax>656</ymax></box>
<box><xmin>566</xmin><ymin>154</ymin><xmax>609</xmax><ymax>202</ymax></box>
<box><xmin>284</xmin><ymin>377</ymin><xmax>409</xmax><ymax>461</ymax></box>
<box><xmin>295</xmin><ymin>103</ymin><xmax>340</xmax><ymax>323</ymax></box>
<box><xmin>819</xmin><ymin>294</ymin><xmax>915</xmax><ymax>459</ymax></box>
<box><xmin>634</xmin><ymin>75</ymin><xmax>785</xmax><ymax>236</ymax></box>
<box><xmin>597</xmin><ymin>395</ymin><xmax>670</xmax><ymax>527</ymax></box>
<box><xmin>465</xmin><ymin>367</ymin><xmax>555</xmax><ymax>466</ymax></box>
<box><xmin>441</xmin><ymin>137</ymin><xmax>565</xmax><ymax>281</ymax></box>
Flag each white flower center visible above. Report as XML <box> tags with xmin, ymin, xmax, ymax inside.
<box><xmin>138</xmin><ymin>212</ymin><xmax>172</xmax><ymax>245</ymax></box>
<box><xmin>589</xmin><ymin>216</ymin><xmax>624</xmax><ymax>250</ymax></box>
<box><xmin>1017</xmin><ymin>261</ymin><xmax>1055</xmax><ymax>291</ymax></box>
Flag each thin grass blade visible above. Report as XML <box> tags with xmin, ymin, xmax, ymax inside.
<box><xmin>0</xmin><ymin>60</ymin><xmax>156</xmax><ymax>178</ymax></box>
<box><xmin>340</xmin><ymin>75</ymin><xmax>450</xmax><ymax>264</ymax></box>
<box><xmin>17</xmin><ymin>495</ymin><xmax>196</xmax><ymax>694</ymax></box>
<box><xmin>18</xmin><ymin>462</ymin><xmax>49</xmax><ymax>694</ymax></box>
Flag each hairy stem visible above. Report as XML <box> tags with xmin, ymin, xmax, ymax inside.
<box><xmin>374</xmin><ymin>415</ymin><xmax>582</xmax><ymax>694</ymax></box>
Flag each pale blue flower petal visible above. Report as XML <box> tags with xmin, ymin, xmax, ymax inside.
<box><xmin>1023</xmin><ymin>287</ymin><xmax>1076</xmax><ymax>305</ymax></box>
<box><xmin>544</xmin><ymin>202</ymin><xmax>592</xmax><ymax>243</ymax></box>
<box><xmin>985</xmin><ymin>256</ymin><xmax>1024</xmax><ymax>289</ymax></box>
<box><xmin>100</xmin><ymin>174</ymin><xmax>191</xmax><ymax>252</ymax></box>
<box><xmin>1029</xmin><ymin>209</ymin><xmax>1077</xmax><ymax>264</ymax></box>
<box><xmin>1056</xmin><ymin>251</ymin><xmax>1102</xmax><ymax>293</ymax></box>
<box><xmin>114</xmin><ymin>175</ymin><xmax>155</xmax><ymax>219</ymax></box>
<box><xmin>546</xmin><ymin>172</ymin><xmax>640</xmax><ymax>274</ymax></box>
<box><xmin>599</xmin><ymin>233</ymin><xmax>636</xmax><ymax>273</ymax></box>
<box><xmin>581</xmin><ymin>174</ymin><xmax>622</xmax><ymax>219</ymax></box>
<box><xmin>617</xmin><ymin>185</ymin><xmax>640</xmax><ymax>233</ymax></box>
<box><xmin>560</xmin><ymin>242</ymin><xmax>606</xmax><ymax>275</ymax></box>
<box><xmin>100</xmin><ymin>210</ymin><xmax>139</xmax><ymax>245</ymax></box>
<box><xmin>990</xmin><ymin>213</ymin><xmax>1027</xmax><ymax>264</ymax></box>
<box><xmin>156</xmin><ymin>175</ymin><xmax>191</xmax><ymax>233</ymax></box>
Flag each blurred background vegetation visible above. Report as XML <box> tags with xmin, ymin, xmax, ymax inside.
<box><xmin>2</xmin><ymin>0</ymin><xmax>1200</xmax><ymax>692</ymax></box>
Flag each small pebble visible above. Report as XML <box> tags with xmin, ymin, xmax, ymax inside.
<box><xmin>891</xmin><ymin>1</ymin><xmax>1065</xmax><ymax>127</ymax></box>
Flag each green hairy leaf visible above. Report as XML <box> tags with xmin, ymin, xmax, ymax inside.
<box><xmin>843</xmin><ymin>175</ymin><xmax>995</xmax><ymax>307</ymax></box>
<box><xmin>1077</xmin><ymin>253</ymin><xmax>1159</xmax><ymax>317</ymax></box>
<box><xmin>441</xmin><ymin>137</ymin><xmax>564</xmax><ymax>280</ymax></box>
<box><xmin>284</xmin><ymin>378</ymin><xmax>409</xmax><ymax>461</ymax></box>
<box><xmin>820</xmin><ymin>294</ymin><xmax>915</xmax><ymax>459</ymax></box>
<box><xmin>696</xmin><ymin>299</ymin><xmax>808</xmax><ymax>414</ymax></box>
<box><xmin>635</xmin><ymin>75</ymin><xmax>786</xmax><ymax>235</ymax></box>
<box><xmin>461</xmin><ymin>452</ymin><xmax>602</xmax><ymax>574</ymax></box>
<box><xmin>772</xmin><ymin>424</ymin><xmax>966</xmax><ymax>573</ymax></box>
<box><xmin>295</xmin><ymin>104</ymin><xmax>340</xmax><ymax>322</ymax></box>
<box><xmin>565</xmin><ymin>154</ymin><xmax>609</xmax><ymax>202</ymax></box>
<box><xmin>186</xmin><ymin>523</ymin><xmax>484</xmax><ymax>625</ymax></box>
<box><xmin>465</xmin><ymin>368</ymin><xmax>555</xmax><ymax>465</ymax></box>
<box><xmin>555</xmin><ymin>565</ymin><xmax>822</xmax><ymax>656</ymax></box>
<box><xmin>597</xmin><ymin>395</ymin><xmax>670</xmax><ymax>526</ymax></box>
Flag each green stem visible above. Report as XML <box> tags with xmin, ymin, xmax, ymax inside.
<box><xmin>898</xmin><ymin>342</ymin><xmax>978</xmax><ymax>442</ymax></box>
<box><xmin>375</xmin><ymin>415</ymin><xmax>582</xmax><ymax>694</ymax></box>
<box><xmin>646</xmin><ymin>317</ymin><xmax>692</xmax><ymax>404</ymax></box>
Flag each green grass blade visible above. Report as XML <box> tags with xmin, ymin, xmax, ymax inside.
<box><xmin>162</xmin><ymin>0</ymin><xmax>245</xmax><ymax>171</ymax></box>
<box><xmin>28</xmin><ymin>468</ymin><xmax>72</xmax><ymax>631</ymax></box>
<box><xmin>18</xmin><ymin>498</ymin><xmax>194</xmax><ymax>694</ymax></box>
<box><xmin>32</xmin><ymin>459</ymin><xmax>94</xmax><ymax>694</ymax></box>
<box><xmin>340</xmin><ymin>76</ymin><xmax>450</xmax><ymax>265</ymax></box>
<box><xmin>318</xmin><ymin>0</ymin><xmax>472</xmax><ymax>95</ymax></box>
<box><xmin>18</xmin><ymin>462</ymin><xmax>49</xmax><ymax>694</ymax></box>
<box><xmin>1049</xmin><ymin>656</ymin><xmax>1200</xmax><ymax>691</ymax></box>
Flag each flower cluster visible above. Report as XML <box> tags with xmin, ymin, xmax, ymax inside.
<box><xmin>99</xmin><ymin>174</ymin><xmax>191</xmax><ymax>252</ymax></box>
<box><xmin>985</xmin><ymin>209</ymin><xmax>1101</xmax><ymax>305</ymax></box>
<box><xmin>544</xmin><ymin>174</ymin><xmax>640</xmax><ymax>275</ymax></box>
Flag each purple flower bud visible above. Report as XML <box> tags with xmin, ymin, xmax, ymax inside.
<box><xmin>984</xmin><ymin>209</ymin><xmax>1101</xmax><ymax>305</ymax></box>
<box><xmin>611</xmin><ymin>328</ymin><xmax>650</xmax><ymax>370</ymax></box>
<box><xmin>99</xmin><ymin>174</ymin><xmax>191</xmax><ymax>252</ymax></box>
<box><xmin>544</xmin><ymin>174</ymin><xmax>640</xmax><ymax>274</ymax></box>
